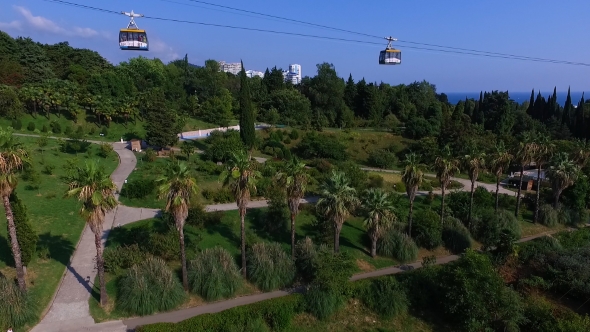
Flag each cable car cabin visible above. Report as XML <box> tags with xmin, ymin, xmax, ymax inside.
<box><xmin>119</xmin><ymin>29</ymin><xmax>149</xmax><ymax>51</ymax></box>
<box><xmin>379</xmin><ymin>49</ymin><xmax>401</xmax><ymax>65</ymax></box>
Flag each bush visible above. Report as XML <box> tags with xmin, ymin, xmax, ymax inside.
<box><xmin>120</xmin><ymin>179</ymin><xmax>156</xmax><ymax>199</ymax></box>
<box><xmin>26</xmin><ymin>122</ymin><xmax>35</xmax><ymax>131</ymax></box>
<box><xmin>368</xmin><ymin>149</ymin><xmax>397</xmax><ymax>169</ymax></box>
<box><xmin>555</xmin><ymin>228</ymin><xmax>590</xmax><ymax>249</ymax></box>
<box><xmin>473</xmin><ymin>209</ymin><xmax>522</xmax><ymax>249</ymax></box>
<box><xmin>305</xmin><ymin>284</ymin><xmax>345</xmax><ymax>320</ymax></box>
<box><xmin>100</xmin><ymin>126</ymin><xmax>108</xmax><ymax>136</ymax></box>
<box><xmin>8</xmin><ymin>193</ymin><xmax>38</xmax><ymax>266</ymax></box>
<box><xmin>518</xmin><ymin>236</ymin><xmax>562</xmax><ymax>262</ymax></box>
<box><xmin>358</xmin><ymin>277</ymin><xmax>408</xmax><ymax>318</ymax></box>
<box><xmin>118</xmin><ymin>257</ymin><xmax>186</xmax><ymax>316</ymax></box>
<box><xmin>538</xmin><ymin>204</ymin><xmax>559</xmax><ymax>227</ymax></box>
<box><xmin>42</xmin><ymin>164</ymin><xmax>55</xmax><ymax>175</ymax></box>
<box><xmin>295</xmin><ymin>132</ymin><xmax>347</xmax><ymax>160</ymax></box>
<box><xmin>295</xmin><ymin>237</ymin><xmax>317</xmax><ymax>282</ymax></box>
<box><xmin>393</xmin><ymin>181</ymin><xmax>406</xmax><ymax>193</ymax></box>
<box><xmin>367</xmin><ymin>174</ymin><xmax>384</xmax><ymax>188</ymax></box>
<box><xmin>283</xmin><ymin>137</ymin><xmax>291</xmax><ymax>144</ymax></box>
<box><xmin>377</xmin><ymin>230</ymin><xmax>419</xmax><ymax>263</ymax></box>
<box><xmin>247</xmin><ymin>242</ymin><xmax>295</xmax><ymax>291</ymax></box>
<box><xmin>99</xmin><ymin>143</ymin><xmax>114</xmax><ymax>158</ymax></box>
<box><xmin>41</xmin><ymin>124</ymin><xmax>48</xmax><ymax>133</ymax></box>
<box><xmin>148</xmin><ymin>228</ymin><xmax>180</xmax><ymax>261</ymax></box>
<box><xmin>0</xmin><ymin>275</ymin><xmax>36</xmax><ymax>329</ymax></box>
<box><xmin>12</xmin><ymin>118</ymin><xmax>22</xmax><ymax>130</ymax></box>
<box><xmin>103</xmin><ymin>244</ymin><xmax>148</xmax><ymax>273</ymax></box>
<box><xmin>64</xmin><ymin>126</ymin><xmax>72</xmax><ymax>135</ymax></box>
<box><xmin>50</xmin><ymin>121</ymin><xmax>61</xmax><ymax>134</ymax></box>
<box><xmin>442</xmin><ymin>217</ymin><xmax>472</xmax><ymax>254</ymax></box>
<box><xmin>187</xmin><ymin>247</ymin><xmax>241</xmax><ymax>301</ymax></box>
<box><xmin>201</xmin><ymin>187</ymin><xmax>234</xmax><ymax>203</ymax></box>
<box><xmin>289</xmin><ymin>129</ymin><xmax>299</xmax><ymax>140</ymax></box>
<box><xmin>76</xmin><ymin>125</ymin><xmax>84</xmax><ymax>135</ymax></box>
<box><xmin>412</xmin><ymin>209</ymin><xmax>443</xmax><ymax>250</ymax></box>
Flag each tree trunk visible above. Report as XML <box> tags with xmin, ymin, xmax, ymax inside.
<box><xmin>408</xmin><ymin>199</ymin><xmax>414</xmax><ymax>237</ymax></box>
<box><xmin>93</xmin><ymin>229</ymin><xmax>107</xmax><ymax>306</ymax></box>
<box><xmin>468</xmin><ymin>180</ymin><xmax>475</xmax><ymax>229</ymax></box>
<box><xmin>440</xmin><ymin>186</ymin><xmax>446</xmax><ymax>225</ymax></box>
<box><xmin>179</xmin><ymin>227</ymin><xmax>188</xmax><ymax>291</ymax></box>
<box><xmin>370</xmin><ymin>234</ymin><xmax>377</xmax><ymax>258</ymax></box>
<box><xmin>554</xmin><ymin>189</ymin><xmax>562</xmax><ymax>209</ymax></box>
<box><xmin>534</xmin><ymin>165</ymin><xmax>542</xmax><ymax>223</ymax></box>
<box><xmin>3</xmin><ymin>195</ymin><xmax>26</xmax><ymax>291</ymax></box>
<box><xmin>495</xmin><ymin>175</ymin><xmax>500</xmax><ymax>211</ymax></box>
<box><xmin>515</xmin><ymin>167</ymin><xmax>525</xmax><ymax>217</ymax></box>
<box><xmin>240</xmin><ymin>208</ymin><xmax>247</xmax><ymax>278</ymax></box>
<box><xmin>290</xmin><ymin>212</ymin><xmax>296</xmax><ymax>259</ymax></box>
<box><xmin>334</xmin><ymin>222</ymin><xmax>342</xmax><ymax>253</ymax></box>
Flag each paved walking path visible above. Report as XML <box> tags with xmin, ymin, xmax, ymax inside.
<box><xmin>16</xmin><ymin>133</ymin><xmax>518</xmax><ymax>332</ymax></box>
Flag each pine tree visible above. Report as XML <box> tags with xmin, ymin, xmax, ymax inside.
<box><xmin>344</xmin><ymin>74</ymin><xmax>356</xmax><ymax>110</ymax></box>
<box><xmin>8</xmin><ymin>192</ymin><xmax>38</xmax><ymax>269</ymax></box>
<box><xmin>144</xmin><ymin>89</ymin><xmax>179</xmax><ymax>149</ymax></box>
<box><xmin>239</xmin><ymin>60</ymin><xmax>256</xmax><ymax>150</ymax></box>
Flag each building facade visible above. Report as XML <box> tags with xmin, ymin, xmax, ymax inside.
<box><xmin>218</xmin><ymin>61</ymin><xmax>242</xmax><ymax>75</ymax></box>
<box><xmin>282</xmin><ymin>64</ymin><xmax>302</xmax><ymax>84</ymax></box>
<box><xmin>246</xmin><ymin>70</ymin><xmax>264</xmax><ymax>78</ymax></box>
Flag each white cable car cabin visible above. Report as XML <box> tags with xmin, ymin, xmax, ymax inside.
<box><xmin>120</xmin><ymin>10</ymin><xmax>148</xmax><ymax>51</ymax></box>
<box><xmin>379</xmin><ymin>36</ymin><xmax>401</xmax><ymax>65</ymax></box>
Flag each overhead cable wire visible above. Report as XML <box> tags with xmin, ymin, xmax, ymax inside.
<box><xmin>42</xmin><ymin>0</ymin><xmax>590</xmax><ymax>66</ymax></box>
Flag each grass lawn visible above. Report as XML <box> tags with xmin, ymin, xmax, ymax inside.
<box><xmin>0</xmin><ymin>136</ymin><xmax>118</xmax><ymax>328</ymax></box>
<box><xmin>2</xmin><ymin>111</ymin><xmax>231</xmax><ymax>143</ymax></box>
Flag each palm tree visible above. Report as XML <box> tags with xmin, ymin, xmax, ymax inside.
<box><xmin>463</xmin><ymin>144</ymin><xmax>486</xmax><ymax>227</ymax></box>
<box><xmin>514</xmin><ymin>132</ymin><xmax>537</xmax><ymax>217</ymax></box>
<box><xmin>489</xmin><ymin>141</ymin><xmax>513</xmax><ymax>211</ymax></box>
<box><xmin>571</xmin><ymin>139</ymin><xmax>590</xmax><ymax>168</ymax></box>
<box><xmin>156</xmin><ymin>161</ymin><xmax>197</xmax><ymax>291</ymax></box>
<box><xmin>401</xmin><ymin>153</ymin><xmax>425</xmax><ymax>237</ymax></box>
<box><xmin>276</xmin><ymin>156</ymin><xmax>310</xmax><ymax>259</ymax></box>
<box><xmin>64</xmin><ymin>160</ymin><xmax>117</xmax><ymax>306</ymax></box>
<box><xmin>361</xmin><ymin>188</ymin><xmax>397</xmax><ymax>257</ymax></box>
<box><xmin>546</xmin><ymin>152</ymin><xmax>579</xmax><ymax>208</ymax></box>
<box><xmin>0</xmin><ymin>128</ymin><xmax>28</xmax><ymax>291</ymax></box>
<box><xmin>219</xmin><ymin>149</ymin><xmax>260</xmax><ymax>277</ymax></box>
<box><xmin>316</xmin><ymin>171</ymin><xmax>359</xmax><ymax>253</ymax></box>
<box><xmin>532</xmin><ymin>136</ymin><xmax>554</xmax><ymax>223</ymax></box>
<box><xmin>434</xmin><ymin>145</ymin><xmax>459</xmax><ymax>224</ymax></box>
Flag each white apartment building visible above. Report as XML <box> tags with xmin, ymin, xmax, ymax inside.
<box><xmin>282</xmin><ymin>64</ymin><xmax>302</xmax><ymax>84</ymax></box>
<box><xmin>218</xmin><ymin>61</ymin><xmax>242</xmax><ymax>75</ymax></box>
<box><xmin>246</xmin><ymin>70</ymin><xmax>265</xmax><ymax>78</ymax></box>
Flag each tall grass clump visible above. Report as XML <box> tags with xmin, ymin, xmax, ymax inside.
<box><xmin>295</xmin><ymin>237</ymin><xmax>317</xmax><ymax>282</ymax></box>
<box><xmin>118</xmin><ymin>257</ymin><xmax>186</xmax><ymax>316</ymax></box>
<box><xmin>377</xmin><ymin>229</ymin><xmax>419</xmax><ymax>263</ymax></box>
<box><xmin>247</xmin><ymin>242</ymin><xmax>295</xmax><ymax>292</ymax></box>
<box><xmin>359</xmin><ymin>277</ymin><xmax>409</xmax><ymax>318</ymax></box>
<box><xmin>442</xmin><ymin>217</ymin><xmax>473</xmax><ymax>254</ymax></box>
<box><xmin>538</xmin><ymin>204</ymin><xmax>559</xmax><ymax>227</ymax></box>
<box><xmin>0</xmin><ymin>276</ymin><xmax>36</xmax><ymax>330</ymax></box>
<box><xmin>187</xmin><ymin>247</ymin><xmax>242</xmax><ymax>301</ymax></box>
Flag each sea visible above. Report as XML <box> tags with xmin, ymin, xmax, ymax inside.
<box><xmin>444</xmin><ymin>91</ymin><xmax>586</xmax><ymax>107</ymax></box>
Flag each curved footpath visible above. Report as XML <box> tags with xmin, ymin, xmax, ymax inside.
<box><xmin>14</xmin><ymin>134</ymin><xmax>515</xmax><ymax>332</ymax></box>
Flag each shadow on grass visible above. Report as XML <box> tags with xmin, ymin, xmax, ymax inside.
<box><xmin>247</xmin><ymin>208</ymin><xmax>290</xmax><ymax>244</ymax></box>
<box><xmin>0</xmin><ymin>235</ymin><xmax>14</xmax><ymax>267</ymax></box>
<box><xmin>37</xmin><ymin>232</ymin><xmax>75</xmax><ymax>267</ymax></box>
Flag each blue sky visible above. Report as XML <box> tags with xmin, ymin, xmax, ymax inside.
<box><xmin>1</xmin><ymin>0</ymin><xmax>589</xmax><ymax>93</ymax></box>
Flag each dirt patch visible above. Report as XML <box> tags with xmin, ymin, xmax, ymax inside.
<box><xmin>356</xmin><ymin>259</ymin><xmax>375</xmax><ymax>273</ymax></box>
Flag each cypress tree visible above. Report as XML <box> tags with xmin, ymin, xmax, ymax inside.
<box><xmin>239</xmin><ymin>60</ymin><xmax>256</xmax><ymax>150</ymax></box>
<box><xmin>344</xmin><ymin>74</ymin><xmax>356</xmax><ymax>110</ymax></box>
<box><xmin>8</xmin><ymin>192</ymin><xmax>38</xmax><ymax>269</ymax></box>
<box><xmin>550</xmin><ymin>87</ymin><xmax>558</xmax><ymax>118</ymax></box>
<box><xmin>576</xmin><ymin>94</ymin><xmax>586</xmax><ymax>139</ymax></box>
<box><xmin>527</xmin><ymin>89</ymin><xmax>535</xmax><ymax>115</ymax></box>
<box><xmin>563</xmin><ymin>87</ymin><xmax>572</xmax><ymax>128</ymax></box>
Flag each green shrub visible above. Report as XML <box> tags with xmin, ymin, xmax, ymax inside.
<box><xmin>368</xmin><ymin>149</ymin><xmax>397</xmax><ymax>169</ymax></box>
<box><xmin>50</xmin><ymin>121</ymin><xmax>61</xmax><ymax>134</ymax></box>
<box><xmin>442</xmin><ymin>217</ymin><xmax>472</xmax><ymax>254</ymax></box>
<box><xmin>295</xmin><ymin>237</ymin><xmax>317</xmax><ymax>282</ymax></box>
<box><xmin>76</xmin><ymin>125</ymin><xmax>84</xmax><ymax>135</ymax></box>
<box><xmin>144</xmin><ymin>148</ymin><xmax>157</xmax><ymax>162</ymax></box>
<box><xmin>103</xmin><ymin>244</ymin><xmax>148</xmax><ymax>273</ymax></box>
<box><xmin>26</xmin><ymin>121</ymin><xmax>35</xmax><ymax>131</ymax></box>
<box><xmin>120</xmin><ymin>179</ymin><xmax>156</xmax><ymax>199</ymax></box>
<box><xmin>359</xmin><ymin>277</ymin><xmax>408</xmax><ymax>318</ymax></box>
<box><xmin>99</xmin><ymin>142</ymin><xmax>114</xmax><ymax>158</ymax></box>
<box><xmin>518</xmin><ymin>235</ymin><xmax>562</xmax><ymax>262</ymax></box>
<box><xmin>377</xmin><ymin>230</ymin><xmax>419</xmax><ymax>263</ymax></box>
<box><xmin>148</xmin><ymin>229</ymin><xmax>180</xmax><ymax>261</ymax></box>
<box><xmin>187</xmin><ymin>247</ymin><xmax>241</xmax><ymax>301</ymax></box>
<box><xmin>538</xmin><ymin>204</ymin><xmax>559</xmax><ymax>227</ymax></box>
<box><xmin>0</xmin><ymin>275</ymin><xmax>36</xmax><ymax>330</ymax></box>
<box><xmin>289</xmin><ymin>129</ymin><xmax>299</xmax><ymax>140</ymax></box>
<box><xmin>247</xmin><ymin>242</ymin><xmax>295</xmax><ymax>291</ymax></box>
<box><xmin>100</xmin><ymin>126</ymin><xmax>108</xmax><ymax>136</ymax></box>
<box><xmin>41</xmin><ymin>124</ymin><xmax>48</xmax><ymax>133</ymax></box>
<box><xmin>64</xmin><ymin>126</ymin><xmax>72</xmax><ymax>135</ymax></box>
<box><xmin>555</xmin><ymin>227</ymin><xmax>590</xmax><ymax>249</ymax></box>
<box><xmin>367</xmin><ymin>174</ymin><xmax>384</xmax><ymax>188</ymax></box>
<box><xmin>394</xmin><ymin>181</ymin><xmax>406</xmax><ymax>193</ymax></box>
<box><xmin>412</xmin><ymin>209</ymin><xmax>443</xmax><ymax>250</ymax></box>
<box><xmin>201</xmin><ymin>187</ymin><xmax>234</xmax><ymax>203</ymax></box>
<box><xmin>283</xmin><ymin>137</ymin><xmax>291</xmax><ymax>144</ymax></box>
<box><xmin>12</xmin><ymin>118</ymin><xmax>22</xmax><ymax>130</ymax></box>
<box><xmin>117</xmin><ymin>257</ymin><xmax>186</xmax><ymax>316</ymax></box>
<box><xmin>305</xmin><ymin>284</ymin><xmax>345</xmax><ymax>320</ymax></box>
<box><xmin>418</xmin><ymin>180</ymin><xmax>433</xmax><ymax>191</ymax></box>
<box><xmin>295</xmin><ymin>132</ymin><xmax>347</xmax><ymax>160</ymax></box>
<box><xmin>473</xmin><ymin>209</ymin><xmax>521</xmax><ymax>249</ymax></box>
<box><xmin>42</xmin><ymin>164</ymin><xmax>55</xmax><ymax>175</ymax></box>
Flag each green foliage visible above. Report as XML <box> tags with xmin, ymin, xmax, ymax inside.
<box><xmin>50</xmin><ymin>121</ymin><xmax>61</xmax><ymax>134</ymax></box>
<box><xmin>117</xmin><ymin>257</ymin><xmax>186</xmax><ymax>316</ymax></box>
<box><xmin>538</xmin><ymin>204</ymin><xmax>559</xmax><ymax>227</ymax></box>
<box><xmin>12</xmin><ymin>118</ymin><xmax>22</xmax><ymax>130</ymax></box>
<box><xmin>288</xmin><ymin>129</ymin><xmax>299</xmax><ymax>140</ymax></box>
<box><xmin>295</xmin><ymin>132</ymin><xmax>347</xmax><ymax>160</ymax></box>
<box><xmin>26</xmin><ymin>121</ymin><xmax>35</xmax><ymax>131</ymax></box>
<box><xmin>120</xmin><ymin>179</ymin><xmax>156</xmax><ymax>199</ymax></box>
<box><xmin>304</xmin><ymin>284</ymin><xmax>345</xmax><ymax>320</ymax></box>
<box><xmin>64</xmin><ymin>125</ymin><xmax>72</xmax><ymax>135</ymax></box>
<box><xmin>98</xmin><ymin>142</ymin><xmax>114</xmax><ymax>158</ymax></box>
<box><xmin>368</xmin><ymin>149</ymin><xmax>397</xmax><ymax>169</ymax></box>
<box><xmin>367</xmin><ymin>173</ymin><xmax>384</xmax><ymax>188</ymax></box>
<box><xmin>41</xmin><ymin>124</ymin><xmax>48</xmax><ymax>133</ymax></box>
<box><xmin>187</xmin><ymin>247</ymin><xmax>241</xmax><ymax>301</ymax></box>
<box><xmin>472</xmin><ymin>208</ymin><xmax>522</xmax><ymax>250</ymax></box>
<box><xmin>358</xmin><ymin>277</ymin><xmax>408</xmax><ymax>318</ymax></box>
<box><xmin>136</xmin><ymin>295</ymin><xmax>304</xmax><ymax>332</ymax></box>
<box><xmin>0</xmin><ymin>275</ymin><xmax>36</xmax><ymax>330</ymax></box>
<box><xmin>144</xmin><ymin>148</ymin><xmax>157</xmax><ymax>162</ymax></box>
<box><xmin>200</xmin><ymin>187</ymin><xmax>234</xmax><ymax>203</ymax></box>
<box><xmin>531</xmin><ymin>247</ymin><xmax>590</xmax><ymax>301</ymax></box>
<box><xmin>8</xmin><ymin>192</ymin><xmax>38</xmax><ymax>266</ymax></box>
<box><xmin>239</xmin><ymin>63</ymin><xmax>256</xmax><ymax>149</ymax></box>
<box><xmin>377</xmin><ymin>230</ymin><xmax>419</xmax><ymax>263</ymax></box>
<box><xmin>555</xmin><ymin>227</ymin><xmax>590</xmax><ymax>249</ymax></box>
<box><xmin>247</xmin><ymin>242</ymin><xmax>295</xmax><ymax>292</ymax></box>
<box><xmin>442</xmin><ymin>217</ymin><xmax>472</xmax><ymax>254</ymax></box>
<box><xmin>204</xmin><ymin>129</ymin><xmax>244</xmax><ymax>162</ymax></box>
<box><xmin>103</xmin><ymin>243</ymin><xmax>148</xmax><ymax>273</ymax></box>
<box><xmin>412</xmin><ymin>209</ymin><xmax>443</xmax><ymax>250</ymax></box>
<box><xmin>295</xmin><ymin>237</ymin><xmax>317</xmax><ymax>282</ymax></box>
